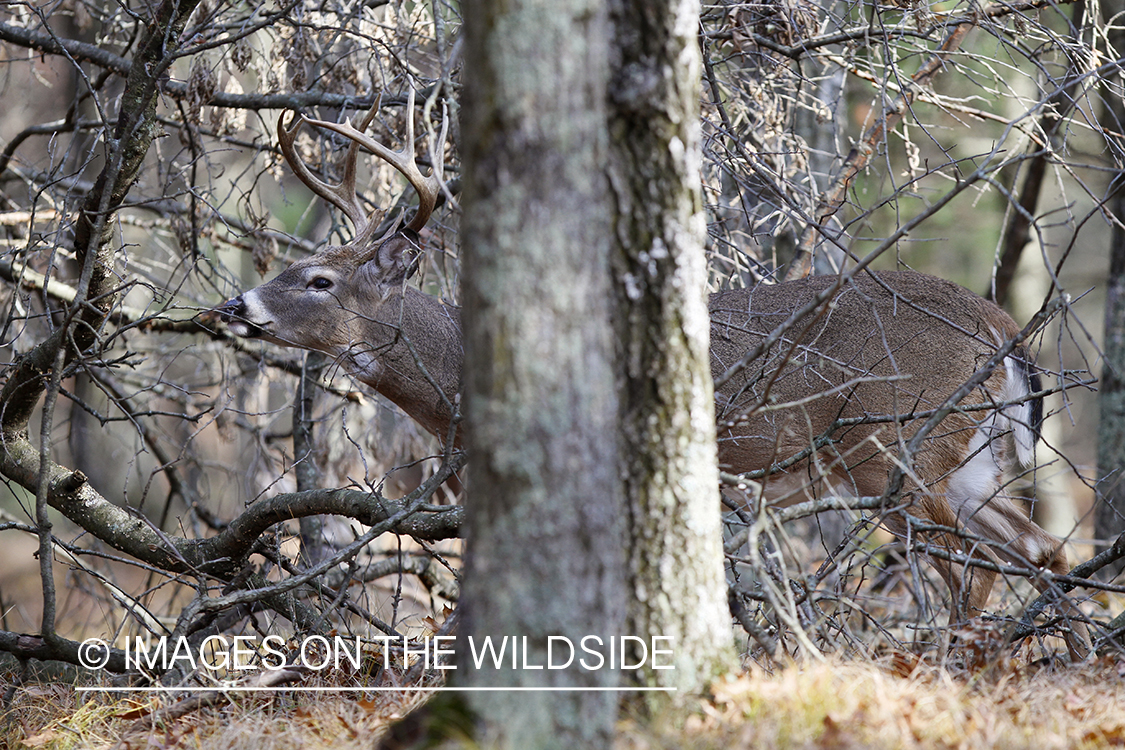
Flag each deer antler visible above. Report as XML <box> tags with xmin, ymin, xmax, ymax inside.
<box><xmin>304</xmin><ymin>87</ymin><xmax>447</xmax><ymax>236</ymax></box>
<box><xmin>277</xmin><ymin>106</ymin><xmax>379</xmax><ymax>234</ymax></box>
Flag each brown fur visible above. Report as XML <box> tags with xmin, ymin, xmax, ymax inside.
<box><xmin>711</xmin><ymin>271</ymin><xmax>1087</xmax><ymax>658</ymax></box>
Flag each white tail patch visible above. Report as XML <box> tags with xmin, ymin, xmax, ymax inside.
<box><xmin>1001</xmin><ymin>354</ymin><xmax>1038</xmax><ymax>468</ymax></box>
<box><xmin>945</xmin><ymin>350</ymin><xmax>1041</xmax><ymax>542</ymax></box>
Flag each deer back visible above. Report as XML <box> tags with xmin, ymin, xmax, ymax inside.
<box><xmin>709</xmin><ymin>270</ymin><xmax>1034</xmax><ymax>502</ymax></box>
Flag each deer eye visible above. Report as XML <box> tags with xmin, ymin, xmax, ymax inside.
<box><xmin>309</xmin><ymin>277</ymin><xmax>333</xmax><ymax>290</ymax></box>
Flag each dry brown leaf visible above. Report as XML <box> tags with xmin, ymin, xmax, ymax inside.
<box><xmin>21</xmin><ymin>728</ymin><xmax>60</xmax><ymax>748</ymax></box>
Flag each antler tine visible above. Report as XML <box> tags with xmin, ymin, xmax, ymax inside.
<box><xmin>305</xmin><ymin>87</ymin><xmax>446</xmax><ymax>236</ymax></box>
<box><xmin>277</xmin><ymin>111</ymin><xmax>371</xmax><ymax>233</ymax></box>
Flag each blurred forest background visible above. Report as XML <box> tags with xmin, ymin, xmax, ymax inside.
<box><xmin>0</xmin><ymin>0</ymin><xmax>1121</xmax><ymax>676</ymax></box>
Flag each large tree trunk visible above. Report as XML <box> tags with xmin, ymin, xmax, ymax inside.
<box><xmin>457</xmin><ymin>0</ymin><xmax>626</xmax><ymax>747</ymax></box>
<box><xmin>606</xmin><ymin>0</ymin><xmax>736</xmax><ymax>694</ymax></box>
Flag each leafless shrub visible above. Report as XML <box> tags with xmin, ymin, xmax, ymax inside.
<box><xmin>0</xmin><ymin>0</ymin><xmax>1118</xmax><ymax>690</ymax></box>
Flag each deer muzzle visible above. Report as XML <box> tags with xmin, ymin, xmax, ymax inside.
<box><xmin>218</xmin><ymin>295</ymin><xmax>264</xmax><ymax>339</ymax></box>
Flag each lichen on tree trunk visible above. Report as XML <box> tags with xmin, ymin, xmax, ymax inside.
<box><xmin>607</xmin><ymin>0</ymin><xmax>737</xmax><ymax>695</ymax></box>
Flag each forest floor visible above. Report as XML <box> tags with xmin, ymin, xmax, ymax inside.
<box><xmin>5</xmin><ymin>653</ymin><xmax>1125</xmax><ymax>749</ymax></box>
<box><xmin>624</xmin><ymin>656</ymin><xmax>1125</xmax><ymax>750</ymax></box>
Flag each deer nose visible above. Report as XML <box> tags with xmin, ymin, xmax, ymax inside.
<box><xmin>217</xmin><ymin>296</ymin><xmax>245</xmax><ymax>323</ymax></box>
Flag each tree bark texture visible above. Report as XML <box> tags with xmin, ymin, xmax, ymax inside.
<box><xmin>1095</xmin><ymin>0</ymin><xmax>1125</xmax><ymax>577</ymax></box>
<box><xmin>1095</xmin><ymin>176</ymin><xmax>1125</xmax><ymax>573</ymax></box>
<box><xmin>459</xmin><ymin>1</ymin><xmax>626</xmax><ymax>747</ymax></box>
<box><xmin>607</xmin><ymin>0</ymin><xmax>736</xmax><ymax>693</ymax></box>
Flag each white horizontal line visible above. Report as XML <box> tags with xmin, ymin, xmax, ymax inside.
<box><xmin>77</xmin><ymin>686</ymin><xmax>677</xmax><ymax>693</ymax></box>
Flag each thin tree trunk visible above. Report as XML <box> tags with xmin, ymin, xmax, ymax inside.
<box><xmin>1095</xmin><ymin>175</ymin><xmax>1125</xmax><ymax>576</ymax></box>
<box><xmin>1094</xmin><ymin>0</ymin><xmax>1125</xmax><ymax>578</ymax></box>
<box><xmin>607</xmin><ymin>0</ymin><xmax>736</xmax><ymax>696</ymax></box>
<box><xmin>296</xmin><ymin>352</ymin><xmax>330</xmax><ymax>566</ymax></box>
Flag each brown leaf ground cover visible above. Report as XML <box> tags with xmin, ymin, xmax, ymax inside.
<box><xmin>4</xmin><ymin>656</ymin><xmax>1125</xmax><ymax>749</ymax></box>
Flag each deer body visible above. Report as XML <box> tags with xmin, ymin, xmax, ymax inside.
<box><xmin>220</xmin><ymin>94</ymin><xmax>1088</xmax><ymax>658</ymax></box>
<box><xmin>710</xmin><ymin>272</ymin><xmax>1071</xmax><ymax>626</ymax></box>
<box><xmin>713</xmin><ymin>271</ymin><xmax>1032</xmax><ymax>523</ymax></box>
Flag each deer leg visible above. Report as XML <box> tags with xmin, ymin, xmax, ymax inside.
<box><xmin>929</xmin><ymin>545</ymin><xmax>998</xmax><ymax>627</ymax></box>
<box><xmin>1028</xmin><ymin>540</ymin><xmax>1090</xmax><ymax>662</ymax></box>
<box><xmin>953</xmin><ymin>492</ymin><xmax>1091</xmax><ymax>661</ymax></box>
<box><xmin>879</xmin><ymin>500</ymin><xmax>999</xmax><ymax>630</ymax></box>
<box><xmin>939</xmin><ymin>429</ymin><xmax>1091</xmax><ymax>661</ymax></box>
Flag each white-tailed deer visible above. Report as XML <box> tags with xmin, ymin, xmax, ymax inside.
<box><xmin>220</xmin><ymin>93</ymin><xmax>1089</xmax><ymax>659</ymax></box>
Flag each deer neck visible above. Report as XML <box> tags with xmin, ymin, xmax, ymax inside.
<box><xmin>342</xmin><ymin>287</ymin><xmax>463</xmax><ymax>440</ymax></box>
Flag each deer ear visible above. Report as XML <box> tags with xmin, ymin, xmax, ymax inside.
<box><xmin>361</xmin><ymin>230</ymin><xmax>422</xmax><ymax>288</ymax></box>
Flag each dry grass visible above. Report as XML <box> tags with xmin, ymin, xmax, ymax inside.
<box><xmin>2</xmin><ymin>678</ymin><xmax>429</xmax><ymax>750</ymax></box>
<box><xmin>621</xmin><ymin>657</ymin><xmax>1125</xmax><ymax>750</ymax></box>
<box><xmin>5</xmin><ymin>657</ymin><xmax>1125</xmax><ymax>748</ymax></box>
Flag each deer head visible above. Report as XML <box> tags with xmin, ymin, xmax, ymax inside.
<box><xmin>220</xmin><ymin>90</ymin><xmax>461</xmax><ymax>439</ymax></box>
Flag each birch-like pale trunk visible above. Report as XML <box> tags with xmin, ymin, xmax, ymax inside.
<box><xmin>607</xmin><ymin>0</ymin><xmax>737</xmax><ymax>695</ymax></box>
